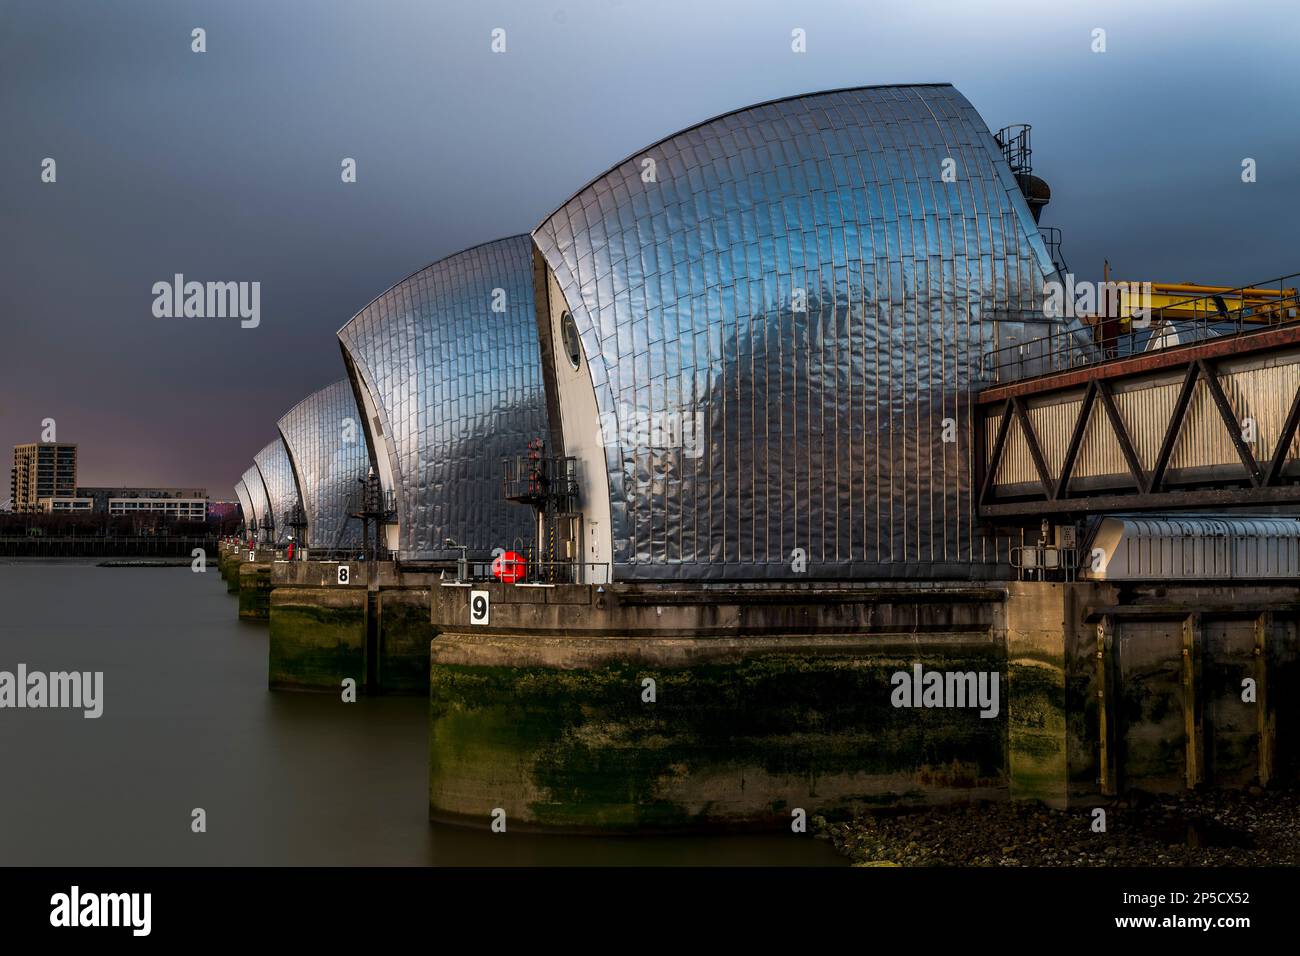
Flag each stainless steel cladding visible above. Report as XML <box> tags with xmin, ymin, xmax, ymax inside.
<box><xmin>253</xmin><ymin>438</ymin><xmax>298</xmax><ymax>546</ymax></box>
<box><xmin>241</xmin><ymin>465</ymin><xmax>272</xmax><ymax>533</ymax></box>
<box><xmin>532</xmin><ymin>83</ymin><xmax>1076</xmax><ymax>581</ymax></box>
<box><xmin>277</xmin><ymin>380</ymin><xmax>369</xmax><ymax>552</ymax></box>
<box><xmin>336</xmin><ymin>235</ymin><xmax>549</xmax><ymax>561</ymax></box>
<box><xmin>233</xmin><ymin>479</ymin><xmax>255</xmax><ymax>530</ymax></box>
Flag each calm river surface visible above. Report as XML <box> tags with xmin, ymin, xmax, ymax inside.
<box><xmin>0</xmin><ymin>563</ymin><xmax>842</xmax><ymax>866</ymax></box>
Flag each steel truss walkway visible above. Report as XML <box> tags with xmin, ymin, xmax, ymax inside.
<box><xmin>977</xmin><ymin>324</ymin><xmax>1300</xmax><ymax>518</ymax></box>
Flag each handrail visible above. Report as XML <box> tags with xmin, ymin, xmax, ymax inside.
<box><xmin>981</xmin><ymin>271</ymin><xmax>1300</xmax><ymax>384</ymax></box>
<box><xmin>442</xmin><ymin>559</ymin><xmax>612</xmax><ymax>586</ymax></box>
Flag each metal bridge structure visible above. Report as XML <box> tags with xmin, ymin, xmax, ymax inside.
<box><xmin>977</xmin><ymin>275</ymin><xmax>1300</xmax><ymax>519</ymax></box>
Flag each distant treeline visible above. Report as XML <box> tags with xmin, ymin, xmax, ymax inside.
<box><xmin>0</xmin><ymin>511</ymin><xmax>241</xmax><ymax>538</ymax></box>
<box><xmin>0</xmin><ymin>535</ymin><xmax>221</xmax><ymax>558</ymax></box>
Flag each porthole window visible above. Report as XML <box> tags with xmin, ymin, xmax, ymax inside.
<box><xmin>561</xmin><ymin>311</ymin><xmax>582</xmax><ymax>370</ymax></box>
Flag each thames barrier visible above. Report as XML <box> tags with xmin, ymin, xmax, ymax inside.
<box><xmin>216</xmin><ymin>83</ymin><xmax>1300</xmax><ymax>832</ymax></box>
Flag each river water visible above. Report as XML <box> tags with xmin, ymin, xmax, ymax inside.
<box><xmin>0</xmin><ymin>563</ymin><xmax>842</xmax><ymax>866</ymax></box>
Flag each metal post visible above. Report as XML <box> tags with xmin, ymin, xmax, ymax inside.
<box><xmin>1097</xmin><ymin>615</ymin><xmax>1122</xmax><ymax>796</ymax></box>
<box><xmin>1181</xmin><ymin>613</ymin><xmax>1205</xmax><ymax>788</ymax></box>
<box><xmin>1254</xmin><ymin>612</ymin><xmax>1275</xmax><ymax>787</ymax></box>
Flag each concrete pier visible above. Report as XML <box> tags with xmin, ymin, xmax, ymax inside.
<box><xmin>427</xmin><ymin>579</ymin><xmax>1300</xmax><ymax>832</ymax></box>
<box><xmin>237</xmin><ymin>553</ymin><xmax>274</xmax><ymax>621</ymax></box>
<box><xmin>428</xmin><ymin>582</ymin><xmax>1008</xmax><ymax>832</ymax></box>
<box><xmin>217</xmin><ymin>543</ymin><xmax>245</xmax><ymax>594</ymax></box>
<box><xmin>268</xmin><ymin>561</ymin><xmax>438</xmax><ymax>694</ymax></box>
<box><xmin>212</xmin><ymin>538</ymin><xmax>1300</xmax><ymax>829</ymax></box>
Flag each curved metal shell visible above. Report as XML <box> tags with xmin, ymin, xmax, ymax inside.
<box><xmin>241</xmin><ymin>464</ymin><xmax>273</xmax><ymax>533</ymax></box>
<box><xmin>337</xmin><ymin>235</ymin><xmax>549</xmax><ymax>561</ymax></box>
<box><xmin>532</xmin><ymin>83</ymin><xmax>1077</xmax><ymax>580</ymax></box>
<box><xmin>233</xmin><ymin>479</ymin><xmax>255</xmax><ymax>530</ymax></box>
<box><xmin>276</xmin><ymin>380</ymin><xmax>368</xmax><ymax>551</ymax></box>
<box><xmin>253</xmin><ymin>438</ymin><xmax>298</xmax><ymax>546</ymax></box>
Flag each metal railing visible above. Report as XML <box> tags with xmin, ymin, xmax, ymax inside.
<box><xmin>502</xmin><ymin>453</ymin><xmax>579</xmax><ymax>507</ymax></box>
<box><xmin>307</xmin><ymin>547</ymin><xmax>396</xmax><ymax>562</ymax></box>
<box><xmin>442</xmin><ymin>558</ymin><xmax>611</xmax><ymax>586</ymax></box>
<box><xmin>995</xmin><ymin>124</ymin><xmax>1032</xmax><ymax>175</ymax></box>
<box><xmin>981</xmin><ymin>273</ymin><xmax>1300</xmax><ymax>384</ymax></box>
<box><xmin>1039</xmin><ymin>226</ymin><xmax>1069</xmax><ymax>276</ymax></box>
<box><xmin>973</xmin><ymin>310</ymin><xmax>1097</xmax><ymax>383</ymax></box>
<box><xmin>1010</xmin><ymin>544</ymin><xmax>1080</xmax><ymax>581</ymax></box>
<box><xmin>267</xmin><ymin>546</ymin><xmax>398</xmax><ymax>563</ymax></box>
<box><xmin>344</xmin><ymin>485</ymin><xmax>396</xmax><ymax>519</ymax></box>
<box><xmin>513</xmin><ymin>560</ymin><xmax>611</xmax><ymax>586</ymax></box>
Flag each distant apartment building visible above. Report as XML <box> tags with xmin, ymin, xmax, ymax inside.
<box><xmin>35</xmin><ymin>497</ymin><xmax>94</xmax><ymax>513</ymax></box>
<box><xmin>77</xmin><ymin>486</ymin><xmax>208</xmax><ymax>522</ymax></box>
<box><xmin>11</xmin><ymin>443</ymin><xmax>78</xmax><ymax>513</ymax></box>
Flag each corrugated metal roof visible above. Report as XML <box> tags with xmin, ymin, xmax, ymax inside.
<box><xmin>1085</xmin><ymin>514</ymin><xmax>1300</xmax><ymax>580</ymax></box>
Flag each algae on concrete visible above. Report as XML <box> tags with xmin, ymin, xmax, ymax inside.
<box><xmin>238</xmin><ymin>563</ymin><xmax>272</xmax><ymax>621</ymax></box>
<box><xmin>268</xmin><ymin>592</ymin><xmax>366</xmax><ymax>690</ymax></box>
<box><xmin>429</xmin><ymin>647</ymin><xmax>1007</xmax><ymax>832</ymax></box>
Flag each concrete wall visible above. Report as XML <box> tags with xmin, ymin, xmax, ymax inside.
<box><xmin>428</xmin><ymin>578</ymin><xmax>1300</xmax><ymax>832</ymax></box>
<box><xmin>217</xmin><ymin>544</ymin><xmax>1300</xmax><ymax>830</ymax></box>
<box><xmin>269</xmin><ymin>585</ymin><xmax>367</xmax><ymax>689</ymax></box>
<box><xmin>218</xmin><ymin>546</ymin><xmax>243</xmax><ymax>593</ymax></box>
<box><xmin>376</xmin><ymin>586</ymin><xmax>434</xmax><ymax>691</ymax></box>
<box><xmin>1001</xmin><ymin>582</ymin><xmax>1077</xmax><ymax>808</ymax></box>
<box><xmin>429</xmin><ymin>583</ymin><xmax>1008</xmax><ymax>831</ymax></box>
<box><xmin>266</xmin><ymin>561</ymin><xmax>438</xmax><ymax>693</ymax></box>
<box><xmin>1001</xmin><ymin>581</ymin><xmax>1299</xmax><ymax>806</ymax></box>
<box><xmin>237</xmin><ymin>561</ymin><xmax>272</xmax><ymax>621</ymax></box>
<box><xmin>1077</xmin><ymin>586</ymin><xmax>1300</xmax><ymax>797</ymax></box>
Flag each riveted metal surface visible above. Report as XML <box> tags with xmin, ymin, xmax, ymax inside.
<box><xmin>277</xmin><ymin>380</ymin><xmax>369</xmax><ymax>551</ymax></box>
<box><xmin>241</xmin><ymin>465</ymin><xmax>273</xmax><ymax>532</ymax></box>
<box><xmin>254</xmin><ymin>438</ymin><xmax>298</xmax><ymax>546</ymax></box>
<box><xmin>336</xmin><ymin>236</ymin><xmax>549</xmax><ymax>561</ymax></box>
<box><xmin>533</xmin><ymin>83</ymin><xmax>1075</xmax><ymax>580</ymax></box>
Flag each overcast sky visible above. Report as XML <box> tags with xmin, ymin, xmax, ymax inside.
<box><xmin>3</xmin><ymin>0</ymin><xmax>1297</xmax><ymax>499</ymax></box>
